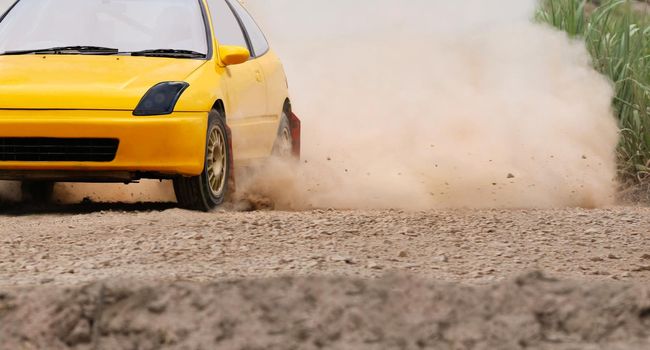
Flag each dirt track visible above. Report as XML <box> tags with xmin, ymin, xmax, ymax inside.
<box><xmin>1</xmin><ymin>205</ymin><xmax>649</xmax><ymax>288</ymax></box>
<box><xmin>1</xmin><ymin>204</ymin><xmax>650</xmax><ymax>349</ymax></box>
<box><xmin>2</xmin><ymin>272</ymin><xmax>650</xmax><ymax>350</ymax></box>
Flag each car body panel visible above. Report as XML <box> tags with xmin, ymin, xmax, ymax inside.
<box><xmin>0</xmin><ymin>55</ymin><xmax>208</xmax><ymax>110</ymax></box>
<box><xmin>0</xmin><ymin>109</ymin><xmax>207</xmax><ymax>175</ymax></box>
<box><xmin>0</xmin><ymin>0</ymin><xmax>294</xmax><ymax>179</ymax></box>
<box><xmin>224</xmin><ymin>51</ymin><xmax>286</xmax><ymax>162</ymax></box>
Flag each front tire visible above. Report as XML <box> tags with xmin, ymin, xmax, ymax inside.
<box><xmin>21</xmin><ymin>181</ymin><xmax>55</xmax><ymax>204</ymax></box>
<box><xmin>173</xmin><ymin>110</ymin><xmax>231</xmax><ymax>211</ymax></box>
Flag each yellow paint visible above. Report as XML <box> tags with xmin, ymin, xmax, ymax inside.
<box><xmin>218</xmin><ymin>45</ymin><xmax>250</xmax><ymax>66</ymax></box>
<box><xmin>0</xmin><ymin>0</ymin><xmax>290</xmax><ymax>176</ymax></box>
<box><xmin>0</xmin><ymin>110</ymin><xmax>207</xmax><ymax>175</ymax></box>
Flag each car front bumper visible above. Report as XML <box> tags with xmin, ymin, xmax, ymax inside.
<box><xmin>0</xmin><ymin>110</ymin><xmax>208</xmax><ymax>181</ymax></box>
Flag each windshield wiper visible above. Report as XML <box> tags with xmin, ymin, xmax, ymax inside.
<box><xmin>127</xmin><ymin>49</ymin><xmax>206</xmax><ymax>58</ymax></box>
<box><xmin>1</xmin><ymin>46</ymin><xmax>119</xmax><ymax>55</ymax></box>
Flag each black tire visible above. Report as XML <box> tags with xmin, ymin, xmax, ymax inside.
<box><xmin>21</xmin><ymin>181</ymin><xmax>55</xmax><ymax>203</ymax></box>
<box><xmin>173</xmin><ymin>109</ymin><xmax>231</xmax><ymax>211</ymax></box>
<box><xmin>272</xmin><ymin>112</ymin><xmax>293</xmax><ymax>158</ymax></box>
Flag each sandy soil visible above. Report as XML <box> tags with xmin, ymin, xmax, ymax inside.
<box><xmin>1</xmin><ymin>272</ymin><xmax>650</xmax><ymax>350</ymax></box>
<box><xmin>1</xmin><ymin>204</ymin><xmax>650</xmax><ymax>349</ymax></box>
<box><xmin>1</xmin><ymin>205</ymin><xmax>649</xmax><ymax>288</ymax></box>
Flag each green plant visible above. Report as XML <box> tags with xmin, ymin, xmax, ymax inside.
<box><xmin>539</xmin><ymin>0</ymin><xmax>650</xmax><ymax>184</ymax></box>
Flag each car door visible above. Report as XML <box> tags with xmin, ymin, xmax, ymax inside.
<box><xmin>224</xmin><ymin>0</ymin><xmax>281</xmax><ymax>160</ymax></box>
<box><xmin>207</xmin><ymin>0</ymin><xmax>268</xmax><ymax>161</ymax></box>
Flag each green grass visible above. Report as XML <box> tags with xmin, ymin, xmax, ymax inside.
<box><xmin>538</xmin><ymin>0</ymin><xmax>650</xmax><ymax>185</ymax></box>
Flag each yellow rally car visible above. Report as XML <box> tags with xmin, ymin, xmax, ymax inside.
<box><xmin>0</xmin><ymin>0</ymin><xmax>300</xmax><ymax>210</ymax></box>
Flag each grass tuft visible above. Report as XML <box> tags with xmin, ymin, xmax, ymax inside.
<box><xmin>538</xmin><ymin>0</ymin><xmax>650</xmax><ymax>185</ymax></box>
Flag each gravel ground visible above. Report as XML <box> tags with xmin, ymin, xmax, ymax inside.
<box><xmin>1</xmin><ymin>204</ymin><xmax>649</xmax><ymax>288</ymax></box>
<box><xmin>2</xmin><ymin>272</ymin><xmax>650</xmax><ymax>350</ymax></box>
<box><xmin>1</xmin><ymin>204</ymin><xmax>650</xmax><ymax>349</ymax></box>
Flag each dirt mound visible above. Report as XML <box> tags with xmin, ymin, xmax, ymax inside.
<box><xmin>1</xmin><ymin>272</ymin><xmax>649</xmax><ymax>350</ymax></box>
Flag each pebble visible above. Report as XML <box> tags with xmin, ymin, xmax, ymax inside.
<box><xmin>401</xmin><ymin>228</ymin><xmax>419</xmax><ymax>237</ymax></box>
<box><xmin>632</xmin><ymin>265</ymin><xmax>650</xmax><ymax>272</ymax></box>
<box><xmin>330</xmin><ymin>256</ymin><xmax>355</xmax><ymax>264</ymax></box>
<box><xmin>305</xmin><ymin>261</ymin><xmax>319</xmax><ymax>268</ymax></box>
<box><xmin>434</xmin><ymin>255</ymin><xmax>448</xmax><ymax>263</ymax></box>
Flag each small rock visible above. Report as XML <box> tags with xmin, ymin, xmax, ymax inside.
<box><xmin>607</xmin><ymin>254</ymin><xmax>621</xmax><ymax>260</ymax></box>
<box><xmin>305</xmin><ymin>261</ymin><xmax>319</xmax><ymax>268</ymax></box>
<box><xmin>147</xmin><ymin>299</ymin><xmax>167</xmax><ymax>314</ymax></box>
<box><xmin>330</xmin><ymin>255</ymin><xmax>355</xmax><ymax>264</ymax></box>
<box><xmin>585</xmin><ymin>228</ymin><xmax>599</xmax><ymax>235</ymax></box>
<box><xmin>367</xmin><ymin>261</ymin><xmax>383</xmax><ymax>270</ymax></box>
<box><xmin>589</xmin><ymin>257</ymin><xmax>604</xmax><ymax>262</ymax></box>
<box><xmin>398</xmin><ymin>251</ymin><xmax>409</xmax><ymax>258</ymax></box>
<box><xmin>330</xmin><ymin>255</ymin><xmax>345</xmax><ymax>262</ymax></box>
<box><xmin>66</xmin><ymin>319</ymin><xmax>91</xmax><ymax>345</ymax></box>
<box><xmin>641</xmin><ymin>254</ymin><xmax>650</xmax><ymax>260</ymax></box>
<box><xmin>507</xmin><ymin>173</ymin><xmax>515</xmax><ymax>179</ymax></box>
<box><xmin>400</xmin><ymin>228</ymin><xmax>419</xmax><ymax>237</ymax></box>
<box><xmin>434</xmin><ymin>255</ymin><xmax>448</xmax><ymax>263</ymax></box>
<box><xmin>40</xmin><ymin>278</ymin><xmax>54</xmax><ymax>284</ymax></box>
<box><xmin>621</xmin><ymin>217</ymin><xmax>636</xmax><ymax>223</ymax></box>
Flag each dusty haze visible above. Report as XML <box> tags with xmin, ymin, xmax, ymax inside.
<box><xmin>237</xmin><ymin>0</ymin><xmax>620</xmax><ymax>210</ymax></box>
<box><xmin>0</xmin><ymin>0</ymin><xmax>620</xmax><ymax>209</ymax></box>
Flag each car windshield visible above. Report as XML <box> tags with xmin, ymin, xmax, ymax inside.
<box><xmin>0</xmin><ymin>0</ymin><xmax>208</xmax><ymax>57</ymax></box>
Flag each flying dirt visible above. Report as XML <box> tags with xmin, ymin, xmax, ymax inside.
<box><xmin>0</xmin><ymin>0</ymin><xmax>619</xmax><ymax>210</ymax></box>
<box><xmin>237</xmin><ymin>0</ymin><xmax>620</xmax><ymax>210</ymax></box>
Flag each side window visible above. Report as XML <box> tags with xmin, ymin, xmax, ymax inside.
<box><xmin>207</xmin><ymin>0</ymin><xmax>248</xmax><ymax>49</ymax></box>
<box><xmin>226</xmin><ymin>0</ymin><xmax>269</xmax><ymax>57</ymax></box>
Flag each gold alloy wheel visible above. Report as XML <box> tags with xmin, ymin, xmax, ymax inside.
<box><xmin>206</xmin><ymin>126</ymin><xmax>227</xmax><ymax>196</ymax></box>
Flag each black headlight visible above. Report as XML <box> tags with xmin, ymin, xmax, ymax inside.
<box><xmin>133</xmin><ymin>82</ymin><xmax>190</xmax><ymax>116</ymax></box>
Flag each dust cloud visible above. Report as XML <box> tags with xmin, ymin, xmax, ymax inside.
<box><xmin>53</xmin><ymin>181</ymin><xmax>175</xmax><ymax>204</ymax></box>
<box><xmin>0</xmin><ymin>0</ymin><xmax>620</xmax><ymax>209</ymax></box>
<box><xmin>237</xmin><ymin>0</ymin><xmax>620</xmax><ymax>210</ymax></box>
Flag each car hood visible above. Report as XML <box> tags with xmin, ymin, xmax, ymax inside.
<box><xmin>0</xmin><ymin>55</ymin><xmax>207</xmax><ymax>110</ymax></box>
